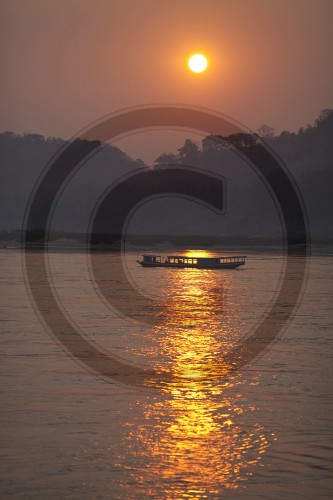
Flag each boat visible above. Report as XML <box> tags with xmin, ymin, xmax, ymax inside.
<box><xmin>137</xmin><ymin>254</ymin><xmax>246</xmax><ymax>269</ymax></box>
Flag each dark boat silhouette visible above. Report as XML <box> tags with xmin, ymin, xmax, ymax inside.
<box><xmin>137</xmin><ymin>254</ymin><xmax>246</xmax><ymax>269</ymax></box>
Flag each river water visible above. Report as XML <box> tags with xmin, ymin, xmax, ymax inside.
<box><xmin>1</xmin><ymin>248</ymin><xmax>332</xmax><ymax>498</ymax></box>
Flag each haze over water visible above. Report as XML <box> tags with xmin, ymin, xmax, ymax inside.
<box><xmin>1</xmin><ymin>0</ymin><xmax>333</xmax><ymax>497</ymax></box>
<box><xmin>1</xmin><ymin>248</ymin><xmax>332</xmax><ymax>498</ymax></box>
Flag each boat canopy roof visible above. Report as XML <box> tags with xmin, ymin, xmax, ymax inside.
<box><xmin>141</xmin><ymin>254</ymin><xmax>246</xmax><ymax>260</ymax></box>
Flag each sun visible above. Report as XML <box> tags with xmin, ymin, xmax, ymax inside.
<box><xmin>188</xmin><ymin>54</ymin><xmax>208</xmax><ymax>73</ymax></box>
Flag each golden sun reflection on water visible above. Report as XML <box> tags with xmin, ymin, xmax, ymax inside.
<box><xmin>182</xmin><ymin>249</ymin><xmax>214</xmax><ymax>259</ymax></box>
<box><xmin>129</xmin><ymin>265</ymin><xmax>270</xmax><ymax>497</ymax></box>
<box><xmin>133</xmin><ymin>386</ymin><xmax>269</xmax><ymax>497</ymax></box>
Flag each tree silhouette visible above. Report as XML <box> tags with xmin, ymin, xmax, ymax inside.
<box><xmin>257</xmin><ymin>124</ymin><xmax>275</xmax><ymax>139</ymax></box>
<box><xmin>177</xmin><ymin>139</ymin><xmax>200</xmax><ymax>162</ymax></box>
<box><xmin>154</xmin><ymin>152</ymin><xmax>179</xmax><ymax>165</ymax></box>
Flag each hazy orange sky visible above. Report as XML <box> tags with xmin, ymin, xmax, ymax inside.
<box><xmin>1</xmin><ymin>0</ymin><xmax>332</xmax><ymax>160</ymax></box>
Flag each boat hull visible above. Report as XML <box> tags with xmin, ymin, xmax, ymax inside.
<box><xmin>137</xmin><ymin>261</ymin><xmax>245</xmax><ymax>269</ymax></box>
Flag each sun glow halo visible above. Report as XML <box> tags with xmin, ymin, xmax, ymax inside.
<box><xmin>188</xmin><ymin>54</ymin><xmax>208</xmax><ymax>73</ymax></box>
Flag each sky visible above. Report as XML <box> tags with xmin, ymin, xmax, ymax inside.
<box><xmin>1</xmin><ymin>0</ymin><xmax>333</xmax><ymax>162</ymax></box>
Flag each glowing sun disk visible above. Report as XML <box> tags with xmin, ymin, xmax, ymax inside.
<box><xmin>188</xmin><ymin>54</ymin><xmax>208</xmax><ymax>73</ymax></box>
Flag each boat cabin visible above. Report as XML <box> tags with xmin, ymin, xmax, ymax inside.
<box><xmin>139</xmin><ymin>254</ymin><xmax>246</xmax><ymax>269</ymax></box>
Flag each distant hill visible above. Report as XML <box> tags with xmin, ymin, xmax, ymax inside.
<box><xmin>0</xmin><ymin>109</ymin><xmax>332</xmax><ymax>246</ymax></box>
<box><xmin>154</xmin><ymin>109</ymin><xmax>333</xmax><ymax>245</ymax></box>
<box><xmin>0</xmin><ymin>132</ymin><xmax>144</xmax><ymax>236</ymax></box>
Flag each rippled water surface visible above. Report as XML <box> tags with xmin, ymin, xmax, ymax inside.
<box><xmin>1</xmin><ymin>248</ymin><xmax>332</xmax><ymax>498</ymax></box>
